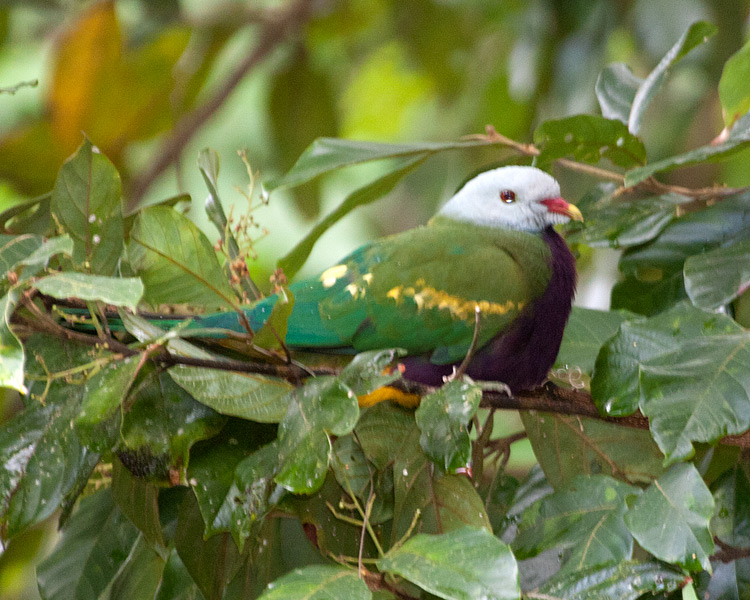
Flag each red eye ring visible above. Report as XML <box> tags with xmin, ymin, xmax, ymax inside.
<box><xmin>500</xmin><ymin>190</ymin><xmax>516</xmax><ymax>203</ymax></box>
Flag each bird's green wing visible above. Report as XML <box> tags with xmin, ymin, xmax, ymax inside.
<box><xmin>286</xmin><ymin>218</ymin><xmax>553</xmax><ymax>364</ymax></box>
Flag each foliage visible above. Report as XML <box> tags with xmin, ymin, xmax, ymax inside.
<box><xmin>2</xmin><ymin>3</ymin><xmax>750</xmax><ymax>600</ymax></box>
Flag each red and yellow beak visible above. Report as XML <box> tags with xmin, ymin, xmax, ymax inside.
<box><xmin>541</xmin><ymin>197</ymin><xmax>584</xmax><ymax>222</ymax></box>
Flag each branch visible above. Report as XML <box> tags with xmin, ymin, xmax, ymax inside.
<box><xmin>126</xmin><ymin>0</ymin><xmax>315</xmax><ymax>209</ymax></box>
<box><xmin>712</xmin><ymin>537</ymin><xmax>750</xmax><ymax>563</ymax></box>
<box><xmin>477</xmin><ymin>125</ymin><xmax>746</xmax><ymax>203</ymax></box>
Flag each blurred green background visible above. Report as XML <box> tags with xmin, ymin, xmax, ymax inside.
<box><xmin>1</xmin><ymin>0</ymin><xmax>749</xmax><ymax>597</ymax></box>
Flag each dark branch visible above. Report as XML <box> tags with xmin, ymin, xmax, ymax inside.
<box><xmin>713</xmin><ymin>537</ymin><xmax>750</xmax><ymax>563</ymax></box>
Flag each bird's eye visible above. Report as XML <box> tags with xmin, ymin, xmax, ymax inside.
<box><xmin>500</xmin><ymin>190</ymin><xmax>516</xmax><ymax>204</ymax></box>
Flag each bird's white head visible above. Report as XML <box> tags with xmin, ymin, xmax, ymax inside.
<box><xmin>438</xmin><ymin>166</ymin><xmax>583</xmax><ymax>232</ymax></box>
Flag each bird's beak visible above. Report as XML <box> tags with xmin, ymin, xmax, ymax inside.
<box><xmin>541</xmin><ymin>197</ymin><xmax>584</xmax><ymax>222</ymax></box>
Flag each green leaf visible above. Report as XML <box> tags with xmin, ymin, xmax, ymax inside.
<box><xmin>593</xmin><ymin>303</ymin><xmax>743</xmax><ymax>417</ymax></box>
<box><xmin>415</xmin><ymin>380</ymin><xmax>481</xmax><ymax>473</ymax></box>
<box><xmin>355</xmin><ymin>401</ymin><xmax>415</xmax><ymax>471</ymax></box>
<box><xmin>555</xmin><ymin>307</ymin><xmax>636</xmax><ymax>374</ymax></box>
<box><xmin>259</xmin><ymin>565</ymin><xmax>372</xmax><ymax>600</ymax></box>
<box><xmin>521</xmin><ymin>413</ymin><xmax>664</xmax><ymax>488</ymax></box>
<box><xmin>391</xmin><ymin>424</ymin><xmax>490</xmax><ymax>543</ymax></box>
<box><xmin>275</xmin><ymin>377</ymin><xmax>359</xmax><ymax>494</ymax></box>
<box><xmin>535</xmin><ymin>560</ymin><xmax>687</xmax><ymax>600</ymax></box>
<box><xmin>51</xmin><ymin>138</ymin><xmax>124</xmax><ymax>274</ymax></box>
<box><xmin>0</xmin><ymin>233</ymin><xmax>43</xmax><ymax>279</ymax></box>
<box><xmin>339</xmin><ymin>348</ymin><xmax>405</xmax><ymax>396</ymax></box>
<box><xmin>17</xmin><ymin>234</ymin><xmax>74</xmax><ymax>280</ymax></box>
<box><xmin>74</xmin><ymin>355</ymin><xmax>142</xmax><ymax>452</ymax></box>
<box><xmin>625</xmin><ymin>463</ymin><xmax>714</xmax><ymax>572</ymax></box>
<box><xmin>611</xmin><ymin>192</ymin><xmax>750</xmax><ymax>315</ymax></box>
<box><xmin>684</xmin><ymin>239</ymin><xmax>750</xmax><ymax>309</ymax></box>
<box><xmin>277</xmin><ymin>155</ymin><xmax>425</xmax><ymax>278</ymax></box>
<box><xmin>36</xmin><ymin>489</ymin><xmax>140</xmax><ymax>600</ymax></box>
<box><xmin>705</xmin><ymin>466</ymin><xmax>750</xmax><ymax>599</ymax></box>
<box><xmin>155</xmin><ymin>549</ymin><xmax>202</xmax><ymax>600</ymax></box>
<box><xmin>639</xmin><ymin>331</ymin><xmax>750</xmax><ymax>464</ymax></box>
<box><xmin>0</xmin><ymin>290</ymin><xmax>25</xmax><ymax>392</ymax></box>
<box><xmin>111</xmin><ymin>459</ymin><xmax>165</xmax><ymax>551</ymax></box>
<box><xmin>514</xmin><ymin>475</ymin><xmax>639</xmax><ymax>576</ymax></box>
<box><xmin>252</xmin><ymin>287</ymin><xmax>294</xmax><ymax>350</ymax></box>
<box><xmin>168</xmin><ymin>365</ymin><xmax>293</xmax><ymax>423</ymax></box>
<box><xmin>719</xmin><ymin>37</ymin><xmax>750</xmax><ymax>127</ymax></box>
<box><xmin>534</xmin><ymin>115</ymin><xmax>646</xmax><ymax>168</ymax></box>
<box><xmin>34</xmin><ymin>273</ymin><xmax>144</xmax><ymax>310</ymax></box>
<box><xmin>109</xmin><ymin>535</ymin><xmax>166</xmax><ymax>600</ymax></box>
<box><xmin>173</xmin><ymin>490</ymin><xmax>242</xmax><ymax>600</ymax></box>
<box><xmin>595</xmin><ymin>63</ymin><xmax>643</xmax><ymax>125</ymax></box>
<box><xmin>119</xmin><ymin>370</ymin><xmax>225</xmax><ymax>482</ymax></box>
<box><xmin>625</xmin><ymin>110</ymin><xmax>750</xmax><ymax>187</ymax></box>
<box><xmin>565</xmin><ymin>184</ymin><xmax>681</xmax><ymax>249</ymax></box>
<box><xmin>628</xmin><ymin>21</ymin><xmax>718</xmax><ymax>135</ymax></box>
<box><xmin>128</xmin><ymin>206</ymin><xmax>237</xmax><ymax>310</ymax></box>
<box><xmin>378</xmin><ymin>527</ymin><xmax>519</xmax><ymax>600</ymax></box>
<box><xmin>264</xmin><ymin>137</ymin><xmax>498</xmax><ymax>192</ymax></box>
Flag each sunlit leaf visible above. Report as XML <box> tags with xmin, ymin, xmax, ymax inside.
<box><xmin>534</xmin><ymin>115</ymin><xmax>646</xmax><ymax>168</ymax></box>
<box><xmin>719</xmin><ymin>37</ymin><xmax>750</xmax><ymax>127</ymax></box>
<box><xmin>0</xmin><ymin>291</ymin><xmax>25</xmax><ymax>393</ymax></box>
<box><xmin>259</xmin><ymin>565</ymin><xmax>371</xmax><ymax>600</ymax></box>
<box><xmin>684</xmin><ymin>239</ymin><xmax>750</xmax><ymax>309</ymax></box>
<box><xmin>624</xmin><ymin>463</ymin><xmax>714</xmax><ymax>572</ymax></box>
<box><xmin>378</xmin><ymin>527</ymin><xmax>519</xmax><ymax>600</ymax></box>
<box><xmin>128</xmin><ymin>206</ymin><xmax>237</xmax><ymax>310</ymax></box>
<box><xmin>51</xmin><ymin>138</ymin><xmax>124</xmax><ymax>275</ymax></box>
<box><xmin>628</xmin><ymin>21</ymin><xmax>718</xmax><ymax>134</ymax></box>
<box><xmin>34</xmin><ymin>273</ymin><xmax>144</xmax><ymax>310</ymax></box>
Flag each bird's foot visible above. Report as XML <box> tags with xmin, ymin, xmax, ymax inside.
<box><xmin>460</xmin><ymin>378</ymin><xmax>513</xmax><ymax>397</ymax></box>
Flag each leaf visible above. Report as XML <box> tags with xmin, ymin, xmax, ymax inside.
<box><xmin>565</xmin><ymin>184</ymin><xmax>681</xmax><ymax>249</ymax></box>
<box><xmin>592</xmin><ymin>302</ymin><xmax>743</xmax><ymax>417</ymax></box>
<box><xmin>414</xmin><ymin>380</ymin><xmax>481</xmax><ymax>472</ymax></box>
<box><xmin>34</xmin><ymin>273</ymin><xmax>144</xmax><ymax>310</ymax></box>
<box><xmin>154</xmin><ymin>549</ymin><xmax>202</xmax><ymax>600</ymax></box>
<box><xmin>119</xmin><ymin>370</ymin><xmax>225</xmax><ymax>482</ymax></box>
<box><xmin>187</xmin><ymin>420</ymin><xmax>275</xmax><ymax>549</ymax></box>
<box><xmin>109</xmin><ymin>536</ymin><xmax>166</xmax><ymax>600</ymax></box>
<box><xmin>639</xmin><ymin>331</ymin><xmax>750</xmax><ymax>464</ymax></box>
<box><xmin>74</xmin><ymin>355</ymin><xmax>142</xmax><ymax>452</ymax></box>
<box><xmin>252</xmin><ymin>288</ymin><xmax>295</xmax><ymax>350</ymax></box>
<box><xmin>391</xmin><ymin>424</ymin><xmax>490</xmax><ymax>543</ymax></box>
<box><xmin>111</xmin><ymin>459</ymin><xmax>165</xmax><ymax>551</ymax></box>
<box><xmin>521</xmin><ymin>413</ymin><xmax>665</xmax><ymax>488</ymax></box>
<box><xmin>554</xmin><ymin>307</ymin><xmax>635</xmax><ymax>374</ymax></box>
<box><xmin>355</xmin><ymin>401</ymin><xmax>415</xmax><ymax>470</ymax></box>
<box><xmin>595</xmin><ymin>63</ymin><xmax>643</xmax><ymax>125</ymax></box>
<box><xmin>339</xmin><ymin>348</ymin><xmax>405</xmax><ymax>396</ymax></box>
<box><xmin>684</xmin><ymin>239</ymin><xmax>750</xmax><ymax>309</ymax></box>
<box><xmin>275</xmin><ymin>377</ymin><xmax>359</xmax><ymax>494</ymax></box>
<box><xmin>36</xmin><ymin>490</ymin><xmax>140</xmax><ymax>600</ymax></box>
<box><xmin>0</xmin><ymin>233</ymin><xmax>43</xmax><ymax>278</ymax></box>
<box><xmin>378</xmin><ymin>527</ymin><xmax>519</xmax><ymax>600</ymax></box>
<box><xmin>0</xmin><ymin>291</ymin><xmax>25</xmax><ymax>393</ymax></box>
<box><xmin>173</xmin><ymin>490</ymin><xmax>242</xmax><ymax>600</ymax></box>
<box><xmin>277</xmin><ymin>155</ymin><xmax>425</xmax><ymax>278</ymax></box>
<box><xmin>535</xmin><ymin>560</ymin><xmax>688</xmax><ymax>600</ymax></box>
<box><xmin>719</xmin><ymin>37</ymin><xmax>750</xmax><ymax>127</ymax></box>
<box><xmin>264</xmin><ymin>137</ymin><xmax>499</xmax><ymax>192</ymax></box>
<box><xmin>534</xmin><ymin>115</ymin><xmax>646</xmax><ymax>168</ymax></box>
<box><xmin>168</xmin><ymin>365</ymin><xmax>293</xmax><ymax>423</ymax></box>
<box><xmin>51</xmin><ymin>138</ymin><xmax>124</xmax><ymax>275</ymax></box>
<box><xmin>17</xmin><ymin>235</ymin><xmax>74</xmax><ymax>280</ymax></box>
<box><xmin>705</xmin><ymin>466</ymin><xmax>750</xmax><ymax>599</ymax></box>
<box><xmin>625</xmin><ymin>110</ymin><xmax>750</xmax><ymax>187</ymax></box>
<box><xmin>513</xmin><ymin>475</ymin><xmax>639</xmax><ymax>576</ymax></box>
<box><xmin>128</xmin><ymin>206</ymin><xmax>237</xmax><ymax>310</ymax></box>
<box><xmin>611</xmin><ymin>192</ymin><xmax>750</xmax><ymax>315</ymax></box>
<box><xmin>259</xmin><ymin>565</ymin><xmax>372</xmax><ymax>600</ymax></box>
<box><xmin>628</xmin><ymin>21</ymin><xmax>718</xmax><ymax>135</ymax></box>
<box><xmin>624</xmin><ymin>463</ymin><xmax>714</xmax><ymax>572</ymax></box>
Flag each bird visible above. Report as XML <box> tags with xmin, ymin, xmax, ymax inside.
<box><xmin>191</xmin><ymin>165</ymin><xmax>582</xmax><ymax>395</ymax></box>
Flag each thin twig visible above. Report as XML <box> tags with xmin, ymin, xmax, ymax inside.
<box><xmin>713</xmin><ymin>537</ymin><xmax>750</xmax><ymax>563</ymax></box>
<box><xmin>453</xmin><ymin>305</ymin><xmax>482</xmax><ymax>380</ymax></box>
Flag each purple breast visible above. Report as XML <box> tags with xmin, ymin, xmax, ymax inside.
<box><xmin>401</xmin><ymin>226</ymin><xmax>577</xmax><ymax>392</ymax></box>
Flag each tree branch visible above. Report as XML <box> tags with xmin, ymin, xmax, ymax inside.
<box><xmin>126</xmin><ymin>0</ymin><xmax>315</xmax><ymax>209</ymax></box>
